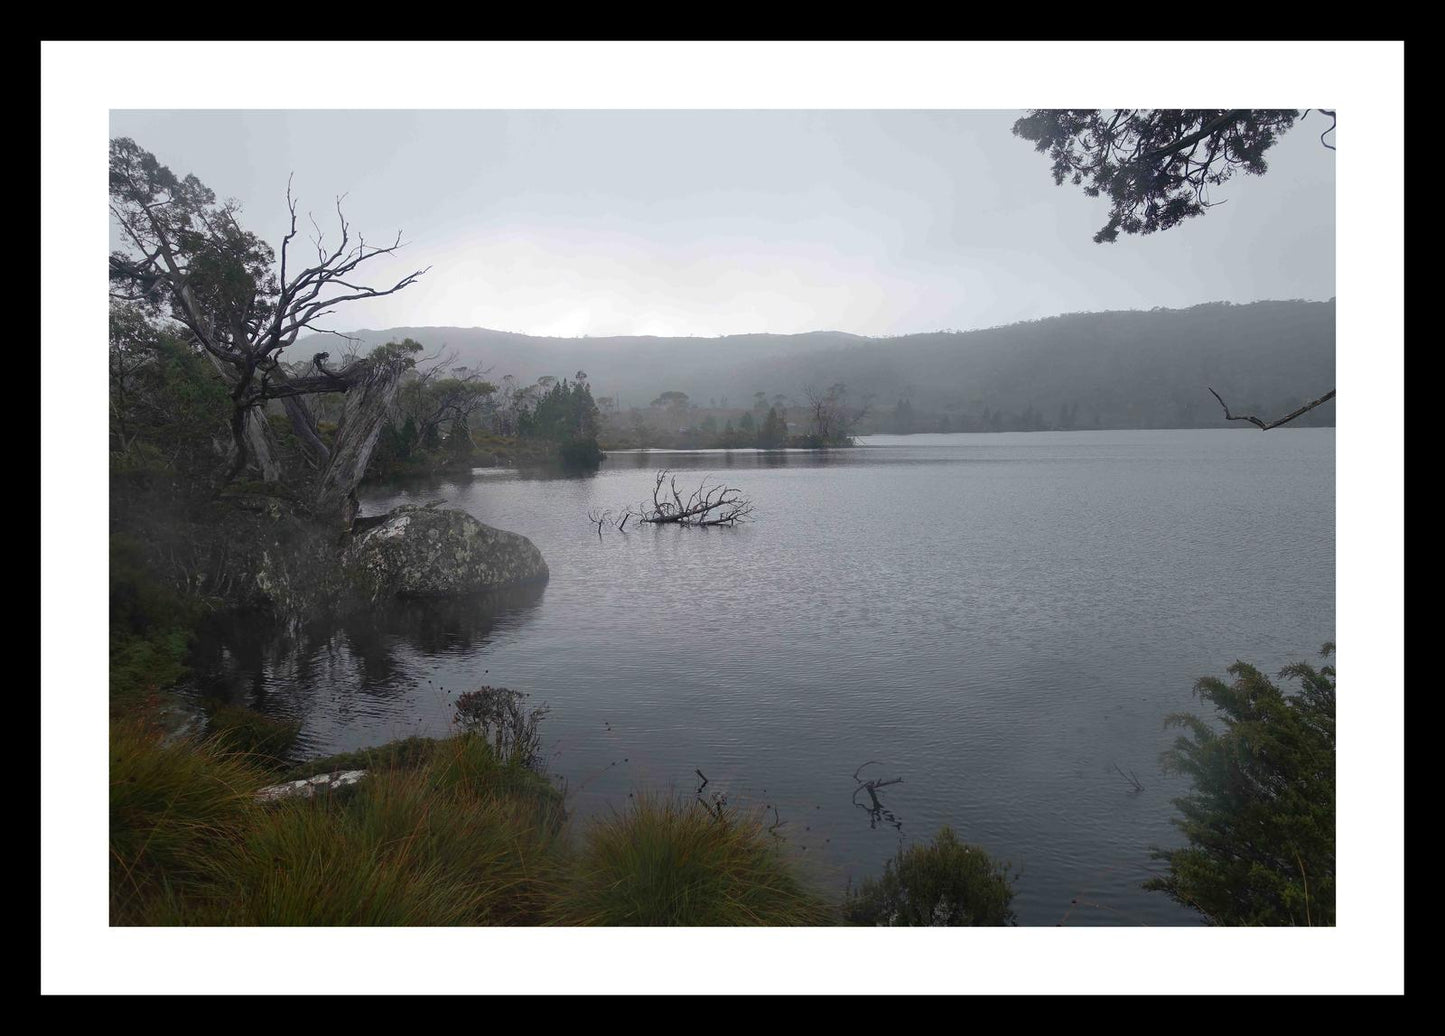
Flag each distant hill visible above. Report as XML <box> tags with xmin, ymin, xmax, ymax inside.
<box><xmin>299</xmin><ymin>300</ymin><xmax>1335</xmax><ymax>429</ymax></box>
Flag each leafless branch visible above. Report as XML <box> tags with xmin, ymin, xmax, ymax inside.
<box><xmin>1110</xmin><ymin>762</ymin><xmax>1145</xmax><ymax>794</ymax></box>
<box><xmin>624</xmin><ymin>470</ymin><xmax>755</xmax><ymax>527</ymax></box>
<box><xmin>852</xmin><ymin>761</ymin><xmax>904</xmax><ymax>832</ymax></box>
<box><xmin>1208</xmin><ymin>386</ymin><xmax>1337</xmax><ymax>430</ymax></box>
<box><xmin>586</xmin><ymin>508</ymin><xmax>615</xmax><ymax>539</ymax></box>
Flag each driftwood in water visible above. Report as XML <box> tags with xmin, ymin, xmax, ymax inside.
<box><xmin>586</xmin><ymin>471</ymin><xmax>754</xmax><ymax>536</ymax></box>
<box><xmin>633</xmin><ymin>470</ymin><xmax>755</xmax><ymax>527</ymax></box>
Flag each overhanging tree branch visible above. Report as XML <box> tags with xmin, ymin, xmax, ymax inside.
<box><xmin>1207</xmin><ymin>386</ymin><xmax>1337</xmax><ymax>430</ymax></box>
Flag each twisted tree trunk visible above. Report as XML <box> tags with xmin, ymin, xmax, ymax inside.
<box><xmin>313</xmin><ymin>354</ymin><xmax>409</xmax><ymax>519</ymax></box>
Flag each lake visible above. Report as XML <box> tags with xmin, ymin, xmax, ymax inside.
<box><xmin>189</xmin><ymin>429</ymin><xmax>1335</xmax><ymax>926</ymax></box>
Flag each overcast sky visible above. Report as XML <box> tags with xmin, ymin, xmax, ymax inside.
<box><xmin>109</xmin><ymin>109</ymin><xmax>1335</xmax><ymax>339</ymax></box>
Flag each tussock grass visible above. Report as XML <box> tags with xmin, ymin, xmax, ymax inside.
<box><xmin>112</xmin><ymin>729</ymin><xmax>841</xmax><ymax>926</ymax></box>
<box><xmin>109</xmin><ymin>720</ymin><xmax>269</xmax><ymax>925</ymax></box>
<box><xmin>205</xmin><ymin>703</ymin><xmax>302</xmax><ymax>770</ymax></box>
<box><xmin>113</xmin><ymin>730</ymin><xmax>568</xmax><ymax>925</ymax></box>
<box><xmin>550</xmin><ymin>795</ymin><xmax>836</xmax><ymax>926</ymax></box>
<box><xmin>280</xmin><ymin>736</ymin><xmax>441</xmax><ymax>781</ymax></box>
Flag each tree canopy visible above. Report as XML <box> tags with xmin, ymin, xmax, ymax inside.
<box><xmin>1012</xmin><ymin>109</ymin><xmax>1331</xmax><ymax>243</ymax></box>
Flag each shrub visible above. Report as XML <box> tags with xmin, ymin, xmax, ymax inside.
<box><xmin>843</xmin><ymin>826</ymin><xmax>1017</xmax><ymax>925</ymax></box>
<box><xmin>558</xmin><ymin>436</ymin><xmax>605</xmax><ymax>470</ymax></box>
<box><xmin>109</xmin><ymin>533</ymin><xmax>198</xmax><ymax>712</ymax></box>
<box><xmin>1145</xmin><ymin>644</ymin><xmax>1336</xmax><ymax>925</ymax></box>
<box><xmin>553</xmin><ymin>796</ymin><xmax>834</xmax><ymax>926</ymax></box>
<box><xmin>452</xmin><ymin>686</ymin><xmax>550</xmax><ymax>772</ymax></box>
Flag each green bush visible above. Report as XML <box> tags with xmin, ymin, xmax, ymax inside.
<box><xmin>109</xmin><ymin>533</ymin><xmax>199</xmax><ymax>712</ymax></box>
<box><xmin>844</xmin><ymin>826</ymin><xmax>1017</xmax><ymax>925</ymax></box>
<box><xmin>558</xmin><ymin>436</ymin><xmax>605</xmax><ymax>470</ymax></box>
<box><xmin>1145</xmin><ymin>644</ymin><xmax>1335</xmax><ymax>926</ymax></box>
<box><xmin>552</xmin><ymin>796</ymin><xmax>834</xmax><ymax>926</ymax></box>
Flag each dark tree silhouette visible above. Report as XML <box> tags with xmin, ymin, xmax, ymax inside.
<box><xmin>1012</xmin><ymin>109</ymin><xmax>1332</xmax><ymax>244</ymax></box>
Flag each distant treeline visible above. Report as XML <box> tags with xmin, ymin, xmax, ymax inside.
<box><xmin>306</xmin><ymin>299</ymin><xmax>1335</xmax><ymax>435</ymax></box>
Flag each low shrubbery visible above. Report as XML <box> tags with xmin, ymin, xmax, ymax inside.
<box><xmin>1145</xmin><ymin>645</ymin><xmax>1336</xmax><ymax>926</ymax></box>
<box><xmin>843</xmin><ymin>826</ymin><xmax>1018</xmax><ymax>926</ymax></box>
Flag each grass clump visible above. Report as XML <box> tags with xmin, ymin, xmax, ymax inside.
<box><xmin>224</xmin><ymin>735</ymin><xmax>565</xmax><ymax>925</ymax></box>
<box><xmin>281</xmin><ymin>735</ymin><xmax>442</xmax><ymax>780</ymax></box>
<box><xmin>113</xmin><ymin>729</ymin><xmax>568</xmax><ymax>926</ymax></box>
<box><xmin>844</xmin><ymin>826</ymin><xmax>1017</xmax><ymax>926</ymax></box>
<box><xmin>206</xmin><ymin>703</ymin><xmax>301</xmax><ymax>770</ymax></box>
<box><xmin>552</xmin><ymin>796</ymin><xmax>835</xmax><ymax>926</ymax></box>
<box><xmin>109</xmin><ymin>720</ymin><xmax>269</xmax><ymax>925</ymax></box>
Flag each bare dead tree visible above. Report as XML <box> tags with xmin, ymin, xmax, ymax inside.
<box><xmin>109</xmin><ymin>138</ymin><xmax>428</xmax><ymax>512</ymax></box>
<box><xmin>1208</xmin><ymin>386</ymin><xmax>1337</xmax><ymax>430</ymax></box>
<box><xmin>802</xmin><ymin>382</ymin><xmax>869</xmax><ymax>444</ymax></box>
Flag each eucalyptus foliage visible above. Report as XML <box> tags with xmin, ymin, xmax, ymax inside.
<box><xmin>1012</xmin><ymin>110</ymin><xmax>1312</xmax><ymax>243</ymax></box>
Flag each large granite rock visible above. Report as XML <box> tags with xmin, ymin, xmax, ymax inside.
<box><xmin>342</xmin><ymin>505</ymin><xmax>549</xmax><ymax>600</ymax></box>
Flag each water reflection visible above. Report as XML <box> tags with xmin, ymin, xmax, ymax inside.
<box><xmin>188</xmin><ymin>585</ymin><xmax>547</xmax><ymax>746</ymax></box>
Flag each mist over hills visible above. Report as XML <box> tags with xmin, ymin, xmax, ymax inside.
<box><xmin>303</xmin><ymin>299</ymin><xmax>1335</xmax><ymax>430</ymax></box>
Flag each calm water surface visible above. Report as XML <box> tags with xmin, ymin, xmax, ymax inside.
<box><xmin>191</xmin><ymin>429</ymin><xmax>1334</xmax><ymax>926</ymax></box>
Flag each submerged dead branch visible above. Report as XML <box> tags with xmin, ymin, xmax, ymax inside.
<box><xmin>588</xmin><ymin>470</ymin><xmax>755</xmax><ymax>535</ymax></box>
<box><xmin>852</xmin><ymin>761</ymin><xmax>905</xmax><ymax>832</ymax></box>
<box><xmin>634</xmin><ymin>470</ymin><xmax>755</xmax><ymax>527</ymax></box>
<box><xmin>1110</xmin><ymin>762</ymin><xmax>1145</xmax><ymax>794</ymax></box>
<box><xmin>586</xmin><ymin>508</ymin><xmax>615</xmax><ymax>539</ymax></box>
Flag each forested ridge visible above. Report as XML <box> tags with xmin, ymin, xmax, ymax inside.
<box><xmin>312</xmin><ymin>299</ymin><xmax>1334</xmax><ymax>433</ymax></box>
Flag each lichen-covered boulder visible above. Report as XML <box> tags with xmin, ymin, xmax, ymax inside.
<box><xmin>342</xmin><ymin>505</ymin><xmax>549</xmax><ymax>600</ymax></box>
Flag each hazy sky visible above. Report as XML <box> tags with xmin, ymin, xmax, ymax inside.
<box><xmin>109</xmin><ymin>109</ymin><xmax>1335</xmax><ymax>339</ymax></box>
